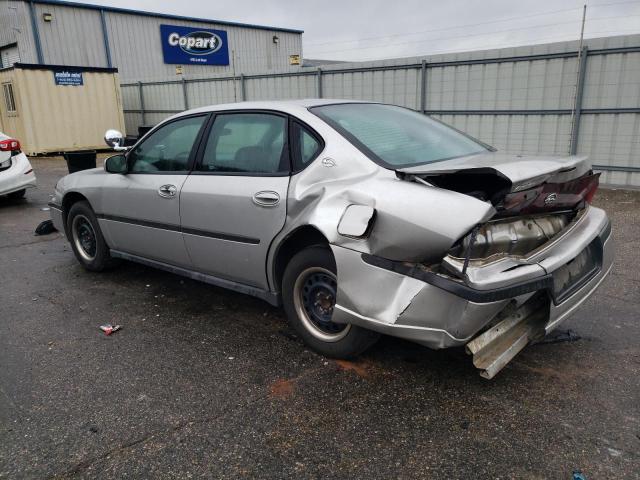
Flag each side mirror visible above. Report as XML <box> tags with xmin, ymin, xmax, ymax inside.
<box><xmin>104</xmin><ymin>154</ymin><xmax>128</xmax><ymax>174</ymax></box>
<box><xmin>104</xmin><ymin>129</ymin><xmax>127</xmax><ymax>151</ymax></box>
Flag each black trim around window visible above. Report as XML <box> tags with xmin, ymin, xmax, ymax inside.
<box><xmin>125</xmin><ymin>113</ymin><xmax>211</xmax><ymax>175</ymax></box>
<box><xmin>121</xmin><ymin>109</ymin><xmax>327</xmax><ymax>178</ymax></box>
<box><xmin>191</xmin><ymin>109</ymin><xmax>292</xmax><ymax>177</ymax></box>
<box><xmin>289</xmin><ymin>118</ymin><xmax>325</xmax><ymax>174</ymax></box>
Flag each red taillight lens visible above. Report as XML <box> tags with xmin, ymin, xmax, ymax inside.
<box><xmin>0</xmin><ymin>138</ymin><xmax>20</xmax><ymax>151</ymax></box>
<box><xmin>499</xmin><ymin>172</ymin><xmax>600</xmax><ymax>215</ymax></box>
<box><xmin>583</xmin><ymin>173</ymin><xmax>599</xmax><ymax>203</ymax></box>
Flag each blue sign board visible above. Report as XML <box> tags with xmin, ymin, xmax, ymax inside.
<box><xmin>53</xmin><ymin>70</ymin><xmax>83</xmax><ymax>86</ymax></box>
<box><xmin>160</xmin><ymin>24</ymin><xmax>230</xmax><ymax>66</ymax></box>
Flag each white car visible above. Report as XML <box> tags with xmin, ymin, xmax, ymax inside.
<box><xmin>0</xmin><ymin>132</ymin><xmax>36</xmax><ymax>199</ymax></box>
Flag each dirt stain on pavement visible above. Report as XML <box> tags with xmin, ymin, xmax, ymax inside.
<box><xmin>334</xmin><ymin>359</ymin><xmax>373</xmax><ymax>378</ymax></box>
<box><xmin>269</xmin><ymin>378</ymin><xmax>295</xmax><ymax>399</ymax></box>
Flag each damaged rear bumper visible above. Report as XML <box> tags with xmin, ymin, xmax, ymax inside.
<box><xmin>331</xmin><ymin>205</ymin><xmax>613</xmax><ymax>355</ymax></box>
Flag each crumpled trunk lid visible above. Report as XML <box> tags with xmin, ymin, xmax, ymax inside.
<box><xmin>397</xmin><ymin>152</ymin><xmax>592</xmax><ymax>193</ymax></box>
<box><xmin>397</xmin><ymin>152</ymin><xmax>599</xmax><ymax>216</ymax></box>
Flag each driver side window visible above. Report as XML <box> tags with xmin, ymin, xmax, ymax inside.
<box><xmin>129</xmin><ymin>115</ymin><xmax>206</xmax><ymax>173</ymax></box>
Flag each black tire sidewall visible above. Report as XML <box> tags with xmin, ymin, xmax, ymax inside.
<box><xmin>67</xmin><ymin>201</ymin><xmax>113</xmax><ymax>271</ymax></box>
<box><xmin>282</xmin><ymin>246</ymin><xmax>379</xmax><ymax>359</ymax></box>
<box><xmin>7</xmin><ymin>189</ymin><xmax>26</xmax><ymax>199</ymax></box>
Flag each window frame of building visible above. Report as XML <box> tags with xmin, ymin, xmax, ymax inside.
<box><xmin>2</xmin><ymin>82</ymin><xmax>17</xmax><ymax>115</ymax></box>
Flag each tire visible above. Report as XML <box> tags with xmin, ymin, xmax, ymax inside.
<box><xmin>7</xmin><ymin>189</ymin><xmax>25</xmax><ymax>200</ymax></box>
<box><xmin>282</xmin><ymin>246</ymin><xmax>380</xmax><ymax>359</ymax></box>
<box><xmin>66</xmin><ymin>200</ymin><xmax>117</xmax><ymax>271</ymax></box>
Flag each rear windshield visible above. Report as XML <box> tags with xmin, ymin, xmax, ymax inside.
<box><xmin>310</xmin><ymin>103</ymin><xmax>489</xmax><ymax>169</ymax></box>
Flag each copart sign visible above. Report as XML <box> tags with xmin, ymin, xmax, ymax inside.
<box><xmin>160</xmin><ymin>25</ymin><xmax>229</xmax><ymax>65</ymax></box>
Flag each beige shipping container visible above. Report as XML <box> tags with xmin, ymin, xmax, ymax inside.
<box><xmin>0</xmin><ymin>64</ymin><xmax>125</xmax><ymax>155</ymax></box>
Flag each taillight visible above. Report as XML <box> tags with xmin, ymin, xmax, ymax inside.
<box><xmin>583</xmin><ymin>173</ymin><xmax>599</xmax><ymax>203</ymax></box>
<box><xmin>499</xmin><ymin>172</ymin><xmax>600</xmax><ymax>215</ymax></box>
<box><xmin>0</xmin><ymin>138</ymin><xmax>21</xmax><ymax>152</ymax></box>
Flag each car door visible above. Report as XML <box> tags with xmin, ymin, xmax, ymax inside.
<box><xmin>99</xmin><ymin>114</ymin><xmax>208</xmax><ymax>268</ymax></box>
<box><xmin>179</xmin><ymin>111</ymin><xmax>290</xmax><ymax>289</ymax></box>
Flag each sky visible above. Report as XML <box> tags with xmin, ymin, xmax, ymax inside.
<box><xmin>81</xmin><ymin>0</ymin><xmax>640</xmax><ymax>62</ymax></box>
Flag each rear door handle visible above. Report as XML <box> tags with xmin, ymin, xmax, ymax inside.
<box><xmin>252</xmin><ymin>191</ymin><xmax>280</xmax><ymax>207</ymax></box>
<box><xmin>158</xmin><ymin>184</ymin><xmax>177</xmax><ymax>198</ymax></box>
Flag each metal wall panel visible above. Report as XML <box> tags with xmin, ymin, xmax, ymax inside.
<box><xmin>121</xmin><ymin>83</ymin><xmax>141</xmax><ymax>110</ymax></box>
<box><xmin>433</xmin><ymin>114</ymin><xmax>573</xmax><ymax>156</ymax></box>
<box><xmin>582</xmin><ymin>52</ymin><xmax>640</xmax><ymax>109</ymax></box>
<box><xmin>322</xmin><ymin>69</ymin><xmax>419</xmax><ymax>109</ymax></box>
<box><xmin>186</xmin><ymin>79</ymin><xmax>238</xmax><ymax>108</ymax></box>
<box><xmin>103</xmin><ymin>11</ymin><xmax>302</xmax><ymax>82</ymax></box>
<box><xmin>34</xmin><ymin>3</ymin><xmax>107</xmax><ymax>67</ymax></box>
<box><xmin>123</xmin><ymin>111</ymin><xmax>142</xmax><ymax>135</ymax></box>
<box><xmin>0</xmin><ymin>1</ymin><xmax>38</xmax><ymax>64</ymax></box>
<box><xmin>427</xmin><ymin>57</ymin><xmax>578</xmax><ymax>110</ymax></box>
<box><xmin>245</xmin><ymin>75</ymin><xmax>316</xmax><ymax>101</ymax></box>
<box><xmin>7</xmin><ymin>2</ymin><xmax>302</xmax><ymax>81</ymax></box>
<box><xmin>141</xmin><ymin>83</ymin><xmax>184</xmax><ymax>112</ymax></box>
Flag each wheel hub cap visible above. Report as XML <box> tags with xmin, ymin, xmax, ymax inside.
<box><xmin>301</xmin><ymin>272</ymin><xmax>345</xmax><ymax>334</ymax></box>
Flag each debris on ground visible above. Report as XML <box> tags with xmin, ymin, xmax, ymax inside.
<box><xmin>533</xmin><ymin>329</ymin><xmax>581</xmax><ymax>345</ymax></box>
<box><xmin>99</xmin><ymin>324</ymin><xmax>122</xmax><ymax>335</ymax></box>
<box><xmin>34</xmin><ymin>219</ymin><xmax>57</xmax><ymax>236</ymax></box>
<box><xmin>573</xmin><ymin>470</ymin><xmax>587</xmax><ymax>480</ymax></box>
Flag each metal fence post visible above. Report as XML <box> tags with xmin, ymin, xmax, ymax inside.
<box><xmin>138</xmin><ymin>81</ymin><xmax>146</xmax><ymax>126</ymax></box>
<box><xmin>181</xmin><ymin>78</ymin><xmax>189</xmax><ymax>110</ymax></box>
<box><xmin>420</xmin><ymin>60</ymin><xmax>427</xmax><ymax>114</ymax></box>
<box><xmin>317</xmin><ymin>68</ymin><xmax>323</xmax><ymax>98</ymax></box>
<box><xmin>570</xmin><ymin>46</ymin><xmax>589</xmax><ymax>155</ymax></box>
<box><xmin>240</xmin><ymin>74</ymin><xmax>246</xmax><ymax>101</ymax></box>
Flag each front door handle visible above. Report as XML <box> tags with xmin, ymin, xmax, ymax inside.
<box><xmin>252</xmin><ymin>191</ymin><xmax>280</xmax><ymax>207</ymax></box>
<box><xmin>158</xmin><ymin>184</ymin><xmax>177</xmax><ymax>198</ymax></box>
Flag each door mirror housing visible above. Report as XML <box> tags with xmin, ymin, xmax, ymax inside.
<box><xmin>104</xmin><ymin>154</ymin><xmax>128</xmax><ymax>174</ymax></box>
<box><xmin>104</xmin><ymin>129</ymin><xmax>128</xmax><ymax>151</ymax></box>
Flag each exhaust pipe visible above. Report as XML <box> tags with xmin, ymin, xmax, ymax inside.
<box><xmin>466</xmin><ymin>299</ymin><xmax>547</xmax><ymax>379</ymax></box>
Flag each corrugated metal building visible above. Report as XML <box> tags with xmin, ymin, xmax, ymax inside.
<box><xmin>0</xmin><ymin>0</ymin><xmax>304</xmax><ymax>82</ymax></box>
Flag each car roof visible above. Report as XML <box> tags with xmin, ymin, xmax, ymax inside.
<box><xmin>182</xmin><ymin>99</ymin><xmax>368</xmax><ymax>117</ymax></box>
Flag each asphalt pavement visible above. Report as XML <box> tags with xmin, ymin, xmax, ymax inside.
<box><xmin>1</xmin><ymin>157</ymin><xmax>638</xmax><ymax>479</ymax></box>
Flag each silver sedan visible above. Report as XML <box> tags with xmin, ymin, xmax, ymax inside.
<box><xmin>49</xmin><ymin>100</ymin><xmax>613</xmax><ymax>378</ymax></box>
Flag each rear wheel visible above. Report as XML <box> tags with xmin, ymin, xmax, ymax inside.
<box><xmin>67</xmin><ymin>201</ymin><xmax>117</xmax><ymax>271</ymax></box>
<box><xmin>7</xmin><ymin>189</ymin><xmax>25</xmax><ymax>199</ymax></box>
<box><xmin>282</xmin><ymin>247</ymin><xmax>379</xmax><ymax>358</ymax></box>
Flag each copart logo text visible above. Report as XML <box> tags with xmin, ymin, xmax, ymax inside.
<box><xmin>168</xmin><ymin>31</ymin><xmax>223</xmax><ymax>55</ymax></box>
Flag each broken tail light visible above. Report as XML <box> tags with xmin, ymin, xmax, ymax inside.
<box><xmin>499</xmin><ymin>172</ymin><xmax>600</xmax><ymax>216</ymax></box>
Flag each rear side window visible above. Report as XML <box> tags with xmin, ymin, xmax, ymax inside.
<box><xmin>199</xmin><ymin>113</ymin><xmax>288</xmax><ymax>174</ymax></box>
<box><xmin>291</xmin><ymin>122</ymin><xmax>322</xmax><ymax>171</ymax></box>
<box><xmin>129</xmin><ymin>115</ymin><xmax>206</xmax><ymax>173</ymax></box>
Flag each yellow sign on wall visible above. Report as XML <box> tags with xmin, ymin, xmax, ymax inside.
<box><xmin>289</xmin><ymin>55</ymin><xmax>301</xmax><ymax>66</ymax></box>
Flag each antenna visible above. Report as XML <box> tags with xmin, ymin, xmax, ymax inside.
<box><xmin>570</xmin><ymin>4</ymin><xmax>587</xmax><ymax>153</ymax></box>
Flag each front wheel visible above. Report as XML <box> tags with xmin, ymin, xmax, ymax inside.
<box><xmin>282</xmin><ymin>247</ymin><xmax>379</xmax><ymax>358</ymax></box>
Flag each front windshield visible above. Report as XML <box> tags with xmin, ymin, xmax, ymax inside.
<box><xmin>311</xmin><ymin>103</ymin><xmax>490</xmax><ymax>168</ymax></box>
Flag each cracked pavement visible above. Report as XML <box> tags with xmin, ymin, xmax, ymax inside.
<box><xmin>1</xmin><ymin>158</ymin><xmax>639</xmax><ymax>478</ymax></box>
